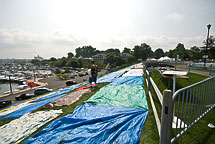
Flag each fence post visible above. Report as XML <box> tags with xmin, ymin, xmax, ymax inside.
<box><xmin>147</xmin><ymin>71</ymin><xmax>151</xmax><ymax>94</ymax></box>
<box><xmin>160</xmin><ymin>90</ymin><xmax>173</xmax><ymax>144</ymax></box>
<box><xmin>209</xmin><ymin>64</ymin><xmax>212</xmax><ymax>77</ymax></box>
<box><xmin>188</xmin><ymin>63</ymin><xmax>190</xmax><ymax>73</ymax></box>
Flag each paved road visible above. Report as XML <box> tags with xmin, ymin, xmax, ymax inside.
<box><xmin>0</xmin><ymin>70</ymin><xmax>106</xmax><ymax>105</ymax></box>
<box><xmin>176</xmin><ymin>64</ymin><xmax>211</xmax><ymax>76</ymax></box>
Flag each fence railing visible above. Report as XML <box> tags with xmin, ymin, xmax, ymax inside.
<box><xmin>145</xmin><ymin>68</ymin><xmax>215</xmax><ymax>144</ymax></box>
<box><xmin>170</xmin><ymin>76</ymin><xmax>215</xmax><ymax>143</ymax></box>
<box><xmin>145</xmin><ymin>69</ymin><xmax>162</xmax><ymax>136</ymax></box>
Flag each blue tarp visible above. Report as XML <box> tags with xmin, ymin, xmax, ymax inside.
<box><xmin>1</xmin><ymin>94</ymin><xmax>67</xmax><ymax>119</ymax></box>
<box><xmin>32</xmin><ymin>83</ymin><xmax>87</xmax><ymax>102</ymax></box>
<box><xmin>96</xmin><ymin>70</ymin><xmax>126</xmax><ymax>83</ymax></box>
<box><xmin>110</xmin><ymin>76</ymin><xmax>143</xmax><ymax>86</ymax></box>
<box><xmin>24</xmin><ymin>103</ymin><xmax>148</xmax><ymax>144</ymax></box>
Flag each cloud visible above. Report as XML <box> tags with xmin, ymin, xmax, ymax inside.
<box><xmin>166</xmin><ymin>12</ymin><xmax>184</xmax><ymax>22</ymax></box>
<box><xmin>0</xmin><ymin>28</ymin><xmax>206</xmax><ymax>59</ymax></box>
<box><xmin>0</xmin><ymin>28</ymin><xmax>84</xmax><ymax>58</ymax></box>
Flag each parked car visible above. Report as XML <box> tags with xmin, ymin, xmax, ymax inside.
<box><xmin>34</xmin><ymin>88</ymin><xmax>53</xmax><ymax>96</ymax></box>
<box><xmin>66</xmin><ymin>81</ymin><xmax>77</xmax><ymax>86</ymax></box>
<box><xmin>70</xmin><ymin>75</ymin><xmax>75</xmax><ymax>79</ymax></box>
<box><xmin>0</xmin><ymin>100</ymin><xmax>12</xmax><ymax>108</ymax></box>
<box><xmin>15</xmin><ymin>93</ymin><xmax>35</xmax><ymax>100</ymax></box>
<box><xmin>78</xmin><ymin>73</ymin><xmax>84</xmax><ymax>77</ymax></box>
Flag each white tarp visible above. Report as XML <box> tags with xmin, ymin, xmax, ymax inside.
<box><xmin>0</xmin><ymin>102</ymin><xmax>32</xmax><ymax>118</ymax></box>
<box><xmin>162</xmin><ymin>71</ymin><xmax>188</xmax><ymax>76</ymax></box>
<box><xmin>122</xmin><ymin>69</ymin><xmax>144</xmax><ymax>77</ymax></box>
<box><xmin>0</xmin><ymin>92</ymin><xmax>58</xmax><ymax>118</ymax></box>
<box><xmin>0</xmin><ymin>109</ymin><xmax>63</xmax><ymax>144</ymax></box>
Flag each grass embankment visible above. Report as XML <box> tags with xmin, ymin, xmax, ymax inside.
<box><xmin>140</xmin><ymin>69</ymin><xmax>215</xmax><ymax>144</ymax></box>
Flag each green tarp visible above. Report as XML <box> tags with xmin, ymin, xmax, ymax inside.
<box><xmin>86</xmin><ymin>85</ymin><xmax>148</xmax><ymax>110</ymax></box>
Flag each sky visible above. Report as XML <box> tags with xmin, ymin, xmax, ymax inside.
<box><xmin>0</xmin><ymin>0</ymin><xmax>214</xmax><ymax>59</ymax></box>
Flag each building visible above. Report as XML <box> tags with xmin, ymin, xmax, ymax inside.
<box><xmin>121</xmin><ymin>53</ymin><xmax>131</xmax><ymax>59</ymax></box>
<box><xmin>34</xmin><ymin>55</ymin><xmax>44</xmax><ymax>61</ymax></box>
<box><xmin>92</xmin><ymin>54</ymin><xmax>106</xmax><ymax>62</ymax></box>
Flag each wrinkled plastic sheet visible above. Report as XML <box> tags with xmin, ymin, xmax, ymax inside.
<box><xmin>110</xmin><ymin>76</ymin><xmax>143</xmax><ymax>86</ymax></box>
<box><xmin>0</xmin><ymin>102</ymin><xmax>32</xmax><ymax>118</ymax></box>
<box><xmin>122</xmin><ymin>69</ymin><xmax>144</xmax><ymax>77</ymax></box>
<box><xmin>24</xmin><ymin>104</ymin><xmax>148</xmax><ymax>144</ymax></box>
<box><xmin>1</xmin><ymin>94</ymin><xmax>67</xmax><ymax>120</ymax></box>
<box><xmin>44</xmin><ymin>89</ymin><xmax>91</xmax><ymax>108</ymax></box>
<box><xmin>33</xmin><ymin>83</ymin><xmax>87</xmax><ymax>102</ymax></box>
<box><xmin>96</xmin><ymin>70</ymin><xmax>126</xmax><ymax>83</ymax></box>
<box><xmin>0</xmin><ymin>109</ymin><xmax>63</xmax><ymax>144</ymax></box>
<box><xmin>86</xmin><ymin>85</ymin><xmax>148</xmax><ymax>110</ymax></box>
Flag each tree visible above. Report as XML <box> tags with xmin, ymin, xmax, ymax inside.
<box><xmin>105</xmin><ymin>53</ymin><xmax>125</xmax><ymax>67</ymax></box>
<box><xmin>166</xmin><ymin>43</ymin><xmax>188</xmax><ymax>59</ymax></box>
<box><xmin>122</xmin><ymin>47</ymin><xmax>131</xmax><ymax>54</ymax></box>
<box><xmin>75</xmin><ymin>45</ymin><xmax>96</xmax><ymax>58</ymax></box>
<box><xmin>132</xmin><ymin>43</ymin><xmax>153</xmax><ymax>61</ymax></box>
<box><xmin>154</xmin><ymin>48</ymin><xmax>165</xmax><ymax>59</ymax></box>
<box><xmin>175</xmin><ymin>43</ymin><xmax>186</xmax><ymax>51</ymax></box>
<box><xmin>54</xmin><ymin>58</ymin><xmax>67</xmax><ymax>67</ymax></box>
<box><xmin>126</xmin><ymin>56</ymin><xmax>136</xmax><ymax>64</ymax></box>
<box><xmin>105</xmin><ymin>48</ymin><xmax>120</xmax><ymax>55</ymax></box>
<box><xmin>203</xmin><ymin>35</ymin><xmax>215</xmax><ymax>59</ymax></box>
<box><xmin>190</xmin><ymin>46</ymin><xmax>201</xmax><ymax>60</ymax></box>
<box><xmin>31</xmin><ymin>59</ymin><xmax>41</xmax><ymax>66</ymax></box>
<box><xmin>50</xmin><ymin>57</ymin><xmax>57</xmax><ymax>61</ymax></box>
<box><xmin>67</xmin><ymin>52</ymin><xmax>74</xmax><ymax>58</ymax></box>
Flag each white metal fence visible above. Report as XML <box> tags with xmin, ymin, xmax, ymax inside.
<box><xmin>145</xmin><ymin>68</ymin><xmax>215</xmax><ymax>144</ymax></box>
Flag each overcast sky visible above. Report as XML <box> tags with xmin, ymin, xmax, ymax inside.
<box><xmin>0</xmin><ymin>0</ymin><xmax>214</xmax><ymax>59</ymax></box>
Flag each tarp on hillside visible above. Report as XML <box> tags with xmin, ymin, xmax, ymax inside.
<box><xmin>24</xmin><ymin>104</ymin><xmax>148</xmax><ymax>144</ymax></box>
<box><xmin>75</xmin><ymin>84</ymin><xmax>95</xmax><ymax>91</ymax></box>
<box><xmin>1</xmin><ymin>94</ymin><xmax>67</xmax><ymax>119</ymax></box>
<box><xmin>110</xmin><ymin>76</ymin><xmax>143</xmax><ymax>86</ymax></box>
<box><xmin>0</xmin><ymin>109</ymin><xmax>62</xmax><ymax>144</ymax></box>
<box><xmin>32</xmin><ymin>83</ymin><xmax>87</xmax><ymax>102</ymax></box>
<box><xmin>96</xmin><ymin>70</ymin><xmax>125</xmax><ymax>83</ymax></box>
<box><xmin>122</xmin><ymin>69</ymin><xmax>144</xmax><ymax>77</ymax></box>
<box><xmin>44</xmin><ymin>89</ymin><xmax>91</xmax><ymax>108</ymax></box>
<box><xmin>0</xmin><ymin>102</ymin><xmax>32</xmax><ymax>118</ymax></box>
<box><xmin>86</xmin><ymin>85</ymin><xmax>148</xmax><ymax>110</ymax></box>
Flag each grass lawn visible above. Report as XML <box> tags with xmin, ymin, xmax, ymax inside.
<box><xmin>142</xmin><ymin>68</ymin><xmax>215</xmax><ymax>144</ymax></box>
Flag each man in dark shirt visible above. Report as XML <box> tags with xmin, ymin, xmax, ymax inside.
<box><xmin>89</xmin><ymin>61</ymin><xmax>98</xmax><ymax>88</ymax></box>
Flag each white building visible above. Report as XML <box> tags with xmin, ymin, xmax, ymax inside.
<box><xmin>34</xmin><ymin>55</ymin><xmax>44</xmax><ymax>61</ymax></box>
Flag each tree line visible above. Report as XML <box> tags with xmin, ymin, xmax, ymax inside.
<box><xmin>32</xmin><ymin>35</ymin><xmax>215</xmax><ymax>68</ymax></box>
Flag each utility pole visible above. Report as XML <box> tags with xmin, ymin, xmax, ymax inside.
<box><xmin>8</xmin><ymin>74</ymin><xmax>13</xmax><ymax>94</ymax></box>
<box><xmin>203</xmin><ymin>24</ymin><xmax>211</xmax><ymax>67</ymax></box>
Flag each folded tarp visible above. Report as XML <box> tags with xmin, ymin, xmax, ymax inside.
<box><xmin>110</xmin><ymin>76</ymin><xmax>143</xmax><ymax>86</ymax></box>
<box><xmin>1</xmin><ymin>94</ymin><xmax>67</xmax><ymax>120</ymax></box>
<box><xmin>75</xmin><ymin>84</ymin><xmax>95</xmax><ymax>91</ymax></box>
<box><xmin>122</xmin><ymin>69</ymin><xmax>144</xmax><ymax>77</ymax></box>
<box><xmin>24</xmin><ymin>104</ymin><xmax>148</xmax><ymax>144</ymax></box>
<box><xmin>96</xmin><ymin>70</ymin><xmax>125</xmax><ymax>83</ymax></box>
<box><xmin>0</xmin><ymin>109</ymin><xmax>63</xmax><ymax>144</ymax></box>
<box><xmin>86</xmin><ymin>85</ymin><xmax>148</xmax><ymax>110</ymax></box>
<box><xmin>44</xmin><ymin>89</ymin><xmax>91</xmax><ymax>108</ymax></box>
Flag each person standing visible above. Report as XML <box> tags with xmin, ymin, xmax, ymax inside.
<box><xmin>89</xmin><ymin>61</ymin><xmax>98</xmax><ymax>88</ymax></box>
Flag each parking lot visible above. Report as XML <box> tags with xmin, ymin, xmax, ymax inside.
<box><xmin>0</xmin><ymin>70</ymin><xmax>106</xmax><ymax>105</ymax></box>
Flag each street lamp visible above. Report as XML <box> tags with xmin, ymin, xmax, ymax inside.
<box><xmin>204</xmin><ymin>24</ymin><xmax>212</xmax><ymax>67</ymax></box>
